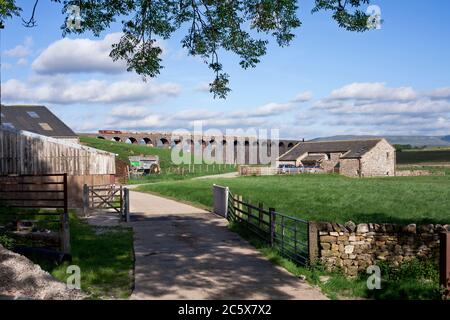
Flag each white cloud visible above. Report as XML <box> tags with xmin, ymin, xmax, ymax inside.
<box><xmin>430</xmin><ymin>87</ymin><xmax>450</xmax><ymax>100</ymax></box>
<box><xmin>32</xmin><ymin>33</ymin><xmax>125</xmax><ymax>75</ymax></box>
<box><xmin>194</xmin><ymin>83</ymin><xmax>210</xmax><ymax>93</ymax></box>
<box><xmin>310</xmin><ymin>82</ymin><xmax>450</xmax><ymax>136</ymax></box>
<box><xmin>32</xmin><ymin>33</ymin><xmax>166</xmax><ymax>75</ymax></box>
<box><xmin>2</xmin><ymin>76</ymin><xmax>180</xmax><ymax>105</ymax></box>
<box><xmin>110</xmin><ymin>106</ymin><xmax>150</xmax><ymax>118</ymax></box>
<box><xmin>291</xmin><ymin>91</ymin><xmax>313</xmax><ymax>103</ymax></box>
<box><xmin>172</xmin><ymin>109</ymin><xmax>223</xmax><ymax>121</ymax></box>
<box><xmin>232</xmin><ymin>102</ymin><xmax>295</xmax><ymax>118</ymax></box>
<box><xmin>17</xmin><ymin>58</ymin><xmax>28</xmax><ymax>66</ymax></box>
<box><xmin>330</xmin><ymin>82</ymin><xmax>417</xmax><ymax>102</ymax></box>
<box><xmin>5</xmin><ymin>37</ymin><xmax>33</xmax><ymax>58</ymax></box>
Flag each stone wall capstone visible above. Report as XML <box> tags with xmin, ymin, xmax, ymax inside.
<box><xmin>312</xmin><ymin>221</ymin><xmax>449</xmax><ymax>276</ymax></box>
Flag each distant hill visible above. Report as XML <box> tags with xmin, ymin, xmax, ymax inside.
<box><xmin>310</xmin><ymin>135</ymin><xmax>450</xmax><ymax>147</ymax></box>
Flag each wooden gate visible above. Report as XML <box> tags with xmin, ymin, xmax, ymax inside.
<box><xmin>83</xmin><ymin>184</ymin><xmax>130</xmax><ymax>221</ymax></box>
<box><xmin>0</xmin><ymin>173</ymin><xmax>70</xmax><ymax>255</ymax></box>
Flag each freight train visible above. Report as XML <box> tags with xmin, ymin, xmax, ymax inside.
<box><xmin>98</xmin><ymin>130</ymin><xmax>123</xmax><ymax>134</ymax></box>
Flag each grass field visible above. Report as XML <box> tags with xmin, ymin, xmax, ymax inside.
<box><xmin>80</xmin><ymin>136</ymin><xmax>236</xmax><ymax>183</ymax></box>
<box><xmin>137</xmin><ymin>174</ymin><xmax>450</xmax><ymax>224</ymax></box>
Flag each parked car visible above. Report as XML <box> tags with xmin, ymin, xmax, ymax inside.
<box><xmin>277</xmin><ymin>164</ymin><xmax>304</xmax><ymax>174</ymax></box>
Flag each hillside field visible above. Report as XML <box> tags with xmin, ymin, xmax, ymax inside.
<box><xmin>79</xmin><ymin>136</ymin><xmax>236</xmax><ymax>183</ymax></box>
<box><xmin>137</xmin><ymin>174</ymin><xmax>450</xmax><ymax>225</ymax></box>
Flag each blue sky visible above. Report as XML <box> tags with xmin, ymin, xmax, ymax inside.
<box><xmin>1</xmin><ymin>0</ymin><xmax>450</xmax><ymax>139</ymax></box>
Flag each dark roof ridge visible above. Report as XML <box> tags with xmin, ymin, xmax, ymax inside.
<box><xmin>304</xmin><ymin>138</ymin><xmax>384</xmax><ymax>144</ymax></box>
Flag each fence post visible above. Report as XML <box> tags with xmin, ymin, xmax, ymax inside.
<box><xmin>308</xmin><ymin>221</ymin><xmax>319</xmax><ymax>265</ymax></box>
<box><xmin>123</xmin><ymin>188</ymin><xmax>130</xmax><ymax>222</ymax></box>
<box><xmin>258</xmin><ymin>202</ymin><xmax>263</xmax><ymax>228</ymax></box>
<box><xmin>119</xmin><ymin>185</ymin><xmax>124</xmax><ymax>216</ymax></box>
<box><xmin>440</xmin><ymin>232</ymin><xmax>450</xmax><ymax>300</ymax></box>
<box><xmin>238</xmin><ymin>195</ymin><xmax>243</xmax><ymax>217</ymax></box>
<box><xmin>61</xmin><ymin>173</ymin><xmax>71</xmax><ymax>255</ymax></box>
<box><xmin>269</xmin><ymin>207</ymin><xmax>276</xmax><ymax>247</ymax></box>
<box><xmin>82</xmin><ymin>184</ymin><xmax>89</xmax><ymax>217</ymax></box>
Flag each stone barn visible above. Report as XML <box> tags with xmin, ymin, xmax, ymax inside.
<box><xmin>277</xmin><ymin>138</ymin><xmax>396</xmax><ymax>177</ymax></box>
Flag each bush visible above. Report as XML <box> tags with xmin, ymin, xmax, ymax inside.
<box><xmin>0</xmin><ymin>234</ymin><xmax>15</xmax><ymax>250</ymax></box>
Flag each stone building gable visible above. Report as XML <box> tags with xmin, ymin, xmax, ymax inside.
<box><xmin>360</xmin><ymin>139</ymin><xmax>396</xmax><ymax>177</ymax></box>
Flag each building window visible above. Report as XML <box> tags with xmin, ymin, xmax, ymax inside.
<box><xmin>386</xmin><ymin>152</ymin><xmax>390</xmax><ymax>159</ymax></box>
<box><xmin>39</xmin><ymin>123</ymin><xmax>53</xmax><ymax>131</ymax></box>
<box><xmin>27</xmin><ymin>111</ymin><xmax>40</xmax><ymax>118</ymax></box>
<box><xmin>2</xmin><ymin>122</ymin><xmax>15</xmax><ymax>129</ymax></box>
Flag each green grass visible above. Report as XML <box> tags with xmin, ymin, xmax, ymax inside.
<box><xmin>137</xmin><ymin>174</ymin><xmax>450</xmax><ymax>224</ymax></box>
<box><xmin>43</xmin><ymin>214</ymin><xmax>134</xmax><ymax>299</ymax></box>
<box><xmin>231</xmin><ymin>222</ymin><xmax>441</xmax><ymax>300</ymax></box>
<box><xmin>80</xmin><ymin>136</ymin><xmax>173</xmax><ymax>166</ymax></box>
<box><xmin>80</xmin><ymin>136</ymin><xmax>236</xmax><ymax>183</ymax></box>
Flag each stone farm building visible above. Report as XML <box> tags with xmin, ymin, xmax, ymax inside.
<box><xmin>277</xmin><ymin>138</ymin><xmax>396</xmax><ymax>177</ymax></box>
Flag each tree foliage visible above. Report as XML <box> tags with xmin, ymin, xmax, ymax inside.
<box><xmin>0</xmin><ymin>0</ymin><xmax>375</xmax><ymax>98</ymax></box>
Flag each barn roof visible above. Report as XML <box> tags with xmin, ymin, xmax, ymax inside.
<box><xmin>278</xmin><ymin>139</ymin><xmax>383</xmax><ymax>161</ymax></box>
<box><xmin>0</xmin><ymin>105</ymin><xmax>77</xmax><ymax>139</ymax></box>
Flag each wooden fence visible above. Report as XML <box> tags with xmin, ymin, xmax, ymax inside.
<box><xmin>83</xmin><ymin>184</ymin><xmax>130</xmax><ymax>222</ymax></box>
<box><xmin>0</xmin><ymin>127</ymin><xmax>115</xmax><ymax>176</ymax></box>
<box><xmin>0</xmin><ymin>173</ymin><xmax>70</xmax><ymax>255</ymax></box>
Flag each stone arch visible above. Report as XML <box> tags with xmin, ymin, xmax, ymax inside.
<box><xmin>159</xmin><ymin>138</ymin><xmax>170</xmax><ymax>147</ymax></box>
<box><xmin>97</xmin><ymin>136</ymin><xmax>105</xmax><ymax>140</ymax></box>
<box><xmin>112</xmin><ymin>137</ymin><xmax>122</xmax><ymax>142</ymax></box>
<box><xmin>288</xmin><ymin>142</ymin><xmax>295</xmax><ymax>149</ymax></box>
<box><xmin>141</xmin><ymin>137</ymin><xmax>153</xmax><ymax>146</ymax></box>
<box><xmin>126</xmin><ymin>137</ymin><xmax>138</xmax><ymax>144</ymax></box>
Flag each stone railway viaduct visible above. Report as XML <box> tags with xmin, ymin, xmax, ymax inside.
<box><xmin>80</xmin><ymin>132</ymin><xmax>300</xmax><ymax>161</ymax></box>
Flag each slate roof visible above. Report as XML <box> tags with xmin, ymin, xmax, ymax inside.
<box><xmin>278</xmin><ymin>139</ymin><xmax>383</xmax><ymax>161</ymax></box>
<box><xmin>0</xmin><ymin>105</ymin><xmax>77</xmax><ymax>138</ymax></box>
<box><xmin>302</xmin><ymin>154</ymin><xmax>326</xmax><ymax>162</ymax></box>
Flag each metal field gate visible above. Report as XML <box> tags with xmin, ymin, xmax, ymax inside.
<box><xmin>213</xmin><ymin>185</ymin><xmax>310</xmax><ymax>266</ymax></box>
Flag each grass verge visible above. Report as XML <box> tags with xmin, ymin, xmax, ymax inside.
<box><xmin>42</xmin><ymin>214</ymin><xmax>134</xmax><ymax>299</ymax></box>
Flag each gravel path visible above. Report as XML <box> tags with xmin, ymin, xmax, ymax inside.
<box><xmin>129</xmin><ymin>191</ymin><xmax>327</xmax><ymax>300</ymax></box>
<box><xmin>0</xmin><ymin>245</ymin><xmax>85</xmax><ymax>300</ymax></box>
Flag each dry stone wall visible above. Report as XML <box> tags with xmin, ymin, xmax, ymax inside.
<box><xmin>312</xmin><ymin>221</ymin><xmax>449</xmax><ymax>276</ymax></box>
